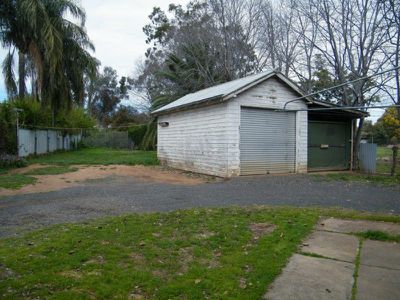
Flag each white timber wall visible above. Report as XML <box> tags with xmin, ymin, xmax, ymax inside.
<box><xmin>157</xmin><ymin>102</ymin><xmax>230</xmax><ymax>177</ymax></box>
<box><xmin>157</xmin><ymin>77</ymin><xmax>308</xmax><ymax>177</ymax></box>
<box><xmin>226</xmin><ymin>77</ymin><xmax>308</xmax><ymax>176</ymax></box>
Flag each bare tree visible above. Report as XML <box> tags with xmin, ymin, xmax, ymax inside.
<box><xmin>209</xmin><ymin>0</ymin><xmax>264</xmax><ymax>77</ymax></box>
<box><xmin>257</xmin><ymin>0</ymin><xmax>278</xmax><ymax>69</ymax></box>
<box><xmin>274</xmin><ymin>0</ymin><xmax>303</xmax><ymax>76</ymax></box>
<box><xmin>290</xmin><ymin>0</ymin><xmax>319</xmax><ymax>92</ymax></box>
<box><xmin>295</xmin><ymin>0</ymin><xmax>389</xmax><ymax>166</ymax></box>
<box><xmin>381</xmin><ymin>0</ymin><xmax>400</xmax><ymax>116</ymax></box>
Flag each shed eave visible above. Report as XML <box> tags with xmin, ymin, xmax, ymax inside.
<box><xmin>309</xmin><ymin>100</ymin><xmax>369</xmax><ymax>117</ymax></box>
<box><xmin>151</xmin><ymin>95</ymin><xmax>224</xmax><ymax>116</ymax></box>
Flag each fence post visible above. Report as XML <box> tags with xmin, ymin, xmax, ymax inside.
<box><xmin>47</xmin><ymin>130</ymin><xmax>49</xmax><ymax>153</ymax></box>
<box><xmin>34</xmin><ymin>129</ymin><xmax>37</xmax><ymax>155</ymax></box>
<box><xmin>16</xmin><ymin>127</ymin><xmax>19</xmax><ymax>157</ymax></box>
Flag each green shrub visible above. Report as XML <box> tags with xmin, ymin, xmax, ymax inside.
<box><xmin>140</xmin><ymin>121</ymin><xmax>157</xmax><ymax>150</ymax></box>
<box><xmin>13</xmin><ymin>97</ymin><xmax>52</xmax><ymax>127</ymax></box>
<box><xmin>128</xmin><ymin>124</ymin><xmax>147</xmax><ymax>148</ymax></box>
<box><xmin>128</xmin><ymin>121</ymin><xmax>157</xmax><ymax>150</ymax></box>
<box><xmin>56</xmin><ymin>107</ymin><xmax>96</xmax><ymax>134</ymax></box>
<box><xmin>0</xmin><ymin>154</ymin><xmax>27</xmax><ymax>168</ymax></box>
<box><xmin>0</xmin><ymin>102</ymin><xmax>17</xmax><ymax>154</ymax></box>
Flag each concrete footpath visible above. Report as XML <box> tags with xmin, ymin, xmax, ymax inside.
<box><xmin>264</xmin><ymin>218</ymin><xmax>400</xmax><ymax>300</ymax></box>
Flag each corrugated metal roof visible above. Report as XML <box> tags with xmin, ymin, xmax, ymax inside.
<box><xmin>152</xmin><ymin>70</ymin><xmax>276</xmax><ymax>114</ymax></box>
<box><xmin>152</xmin><ymin>70</ymin><xmax>367</xmax><ymax>117</ymax></box>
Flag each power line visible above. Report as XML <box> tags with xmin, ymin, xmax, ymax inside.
<box><xmin>283</xmin><ymin>66</ymin><xmax>400</xmax><ymax>110</ymax></box>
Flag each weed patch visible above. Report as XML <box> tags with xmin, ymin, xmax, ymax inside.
<box><xmin>356</xmin><ymin>230</ymin><xmax>400</xmax><ymax>243</ymax></box>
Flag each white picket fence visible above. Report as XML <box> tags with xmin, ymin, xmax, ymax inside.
<box><xmin>18</xmin><ymin>128</ymin><xmax>81</xmax><ymax>157</ymax></box>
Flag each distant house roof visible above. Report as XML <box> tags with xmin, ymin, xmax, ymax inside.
<box><xmin>152</xmin><ymin>70</ymin><xmax>367</xmax><ymax>117</ymax></box>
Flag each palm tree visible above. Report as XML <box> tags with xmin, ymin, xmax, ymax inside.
<box><xmin>1</xmin><ymin>0</ymin><xmax>98</xmax><ymax>110</ymax></box>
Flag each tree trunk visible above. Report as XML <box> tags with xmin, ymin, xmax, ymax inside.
<box><xmin>18</xmin><ymin>51</ymin><xmax>26</xmax><ymax>98</ymax></box>
<box><xmin>352</xmin><ymin>117</ymin><xmax>365</xmax><ymax>170</ymax></box>
<box><xmin>391</xmin><ymin>145</ymin><xmax>398</xmax><ymax>176</ymax></box>
<box><xmin>395</xmin><ymin>31</ymin><xmax>400</xmax><ymax>117</ymax></box>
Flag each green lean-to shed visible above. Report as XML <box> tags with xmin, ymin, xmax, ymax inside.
<box><xmin>307</xmin><ymin>105</ymin><xmax>363</xmax><ymax>171</ymax></box>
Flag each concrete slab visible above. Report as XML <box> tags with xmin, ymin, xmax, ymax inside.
<box><xmin>264</xmin><ymin>254</ymin><xmax>354</xmax><ymax>300</ymax></box>
<box><xmin>301</xmin><ymin>231</ymin><xmax>359</xmax><ymax>262</ymax></box>
<box><xmin>357</xmin><ymin>264</ymin><xmax>400</xmax><ymax>300</ymax></box>
<box><xmin>361</xmin><ymin>240</ymin><xmax>400</xmax><ymax>270</ymax></box>
<box><xmin>318</xmin><ymin>218</ymin><xmax>400</xmax><ymax>235</ymax></box>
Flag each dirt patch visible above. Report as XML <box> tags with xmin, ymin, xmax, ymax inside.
<box><xmin>239</xmin><ymin>277</ymin><xmax>247</xmax><ymax>289</ymax></box>
<box><xmin>129</xmin><ymin>252</ymin><xmax>146</xmax><ymax>266</ymax></box>
<box><xmin>178</xmin><ymin>247</ymin><xmax>194</xmax><ymax>274</ymax></box>
<box><xmin>83</xmin><ymin>256</ymin><xmax>105</xmax><ymax>266</ymax></box>
<box><xmin>194</xmin><ymin>230</ymin><xmax>215</xmax><ymax>240</ymax></box>
<box><xmin>59</xmin><ymin>270</ymin><xmax>82</xmax><ymax>279</ymax></box>
<box><xmin>249</xmin><ymin>223</ymin><xmax>276</xmax><ymax>240</ymax></box>
<box><xmin>151</xmin><ymin>269</ymin><xmax>168</xmax><ymax>279</ymax></box>
<box><xmin>199</xmin><ymin>257</ymin><xmax>220</xmax><ymax>269</ymax></box>
<box><xmin>0</xmin><ymin>165</ymin><xmax>206</xmax><ymax>197</ymax></box>
<box><xmin>0</xmin><ymin>264</ymin><xmax>16</xmax><ymax>279</ymax></box>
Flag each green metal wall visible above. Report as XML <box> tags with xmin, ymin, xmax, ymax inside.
<box><xmin>308</xmin><ymin>121</ymin><xmax>351</xmax><ymax>171</ymax></box>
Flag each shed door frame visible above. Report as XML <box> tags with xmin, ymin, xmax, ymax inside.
<box><xmin>239</xmin><ymin>106</ymin><xmax>297</xmax><ymax>175</ymax></box>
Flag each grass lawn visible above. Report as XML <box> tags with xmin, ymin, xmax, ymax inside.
<box><xmin>315</xmin><ymin>172</ymin><xmax>400</xmax><ymax>186</ymax></box>
<box><xmin>0</xmin><ymin>207</ymin><xmax>398</xmax><ymax>300</ymax></box>
<box><xmin>0</xmin><ymin>173</ymin><xmax>37</xmax><ymax>189</ymax></box>
<box><xmin>313</xmin><ymin>146</ymin><xmax>399</xmax><ymax>186</ymax></box>
<box><xmin>377</xmin><ymin>146</ymin><xmax>392</xmax><ymax>159</ymax></box>
<box><xmin>356</xmin><ymin>230</ymin><xmax>400</xmax><ymax>243</ymax></box>
<box><xmin>23</xmin><ymin>165</ymin><xmax>79</xmax><ymax>176</ymax></box>
<box><xmin>0</xmin><ymin>166</ymin><xmax>79</xmax><ymax>190</ymax></box>
<box><xmin>28</xmin><ymin>148</ymin><xmax>158</xmax><ymax>166</ymax></box>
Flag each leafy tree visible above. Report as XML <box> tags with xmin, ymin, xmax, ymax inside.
<box><xmin>132</xmin><ymin>1</ymin><xmax>259</xmax><ymax>150</ymax></box>
<box><xmin>299</xmin><ymin>55</ymin><xmax>343</xmax><ymax>102</ymax></box>
<box><xmin>379</xmin><ymin>107</ymin><xmax>400</xmax><ymax>142</ymax></box>
<box><xmin>361</xmin><ymin>120</ymin><xmax>374</xmax><ymax>141</ymax></box>
<box><xmin>136</xmin><ymin>1</ymin><xmax>258</xmax><ymax>109</ymax></box>
<box><xmin>90</xmin><ymin>67</ymin><xmax>129</xmax><ymax>126</ymax></box>
<box><xmin>361</xmin><ymin>108</ymin><xmax>400</xmax><ymax>145</ymax></box>
<box><xmin>55</xmin><ymin>107</ymin><xmax>96</xmax><ymax>133</ymax></box>
<box><xmin>108</xmin><ymin>105</ymin><xmax>149</xmax><ymax>129</ymax></box>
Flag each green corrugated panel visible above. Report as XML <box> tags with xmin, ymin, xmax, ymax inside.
<box><xmin>308</xmin><ymin>121</ymin><xmax>351</xmax><ymax>171</ymax></box>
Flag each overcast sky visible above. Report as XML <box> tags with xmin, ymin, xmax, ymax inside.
<box><xmin>0</xmin><ymin>0</ymin><xmax>384</xmax><ymax>121</ymax></box>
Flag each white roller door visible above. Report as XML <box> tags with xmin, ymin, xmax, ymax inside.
<box><xmin>240</xmin><ymin>107</ymin><xmax>296</xmax><ymax>175</ymax></box>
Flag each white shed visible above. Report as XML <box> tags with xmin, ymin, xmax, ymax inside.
<box><xmin>153</xmin><ymin>71</ymin><xmax>365</xmax><ymax>177</ymax></box>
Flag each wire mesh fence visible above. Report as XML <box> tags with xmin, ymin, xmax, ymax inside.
<box><xmin>376</xmin><ymin>145</ymin><xmax>399</xmax><ymax>175</ymax></box>
<box><xmin>81</xmin><ymin>129</ymin><xmax>134</xmax><ymax>149</ymax></box>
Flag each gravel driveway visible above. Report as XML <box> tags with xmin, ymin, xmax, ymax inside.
<box><xmin>0</xmin><ymin>174</ymin><xmax>399</xmax><ymax>237</ymax></box>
